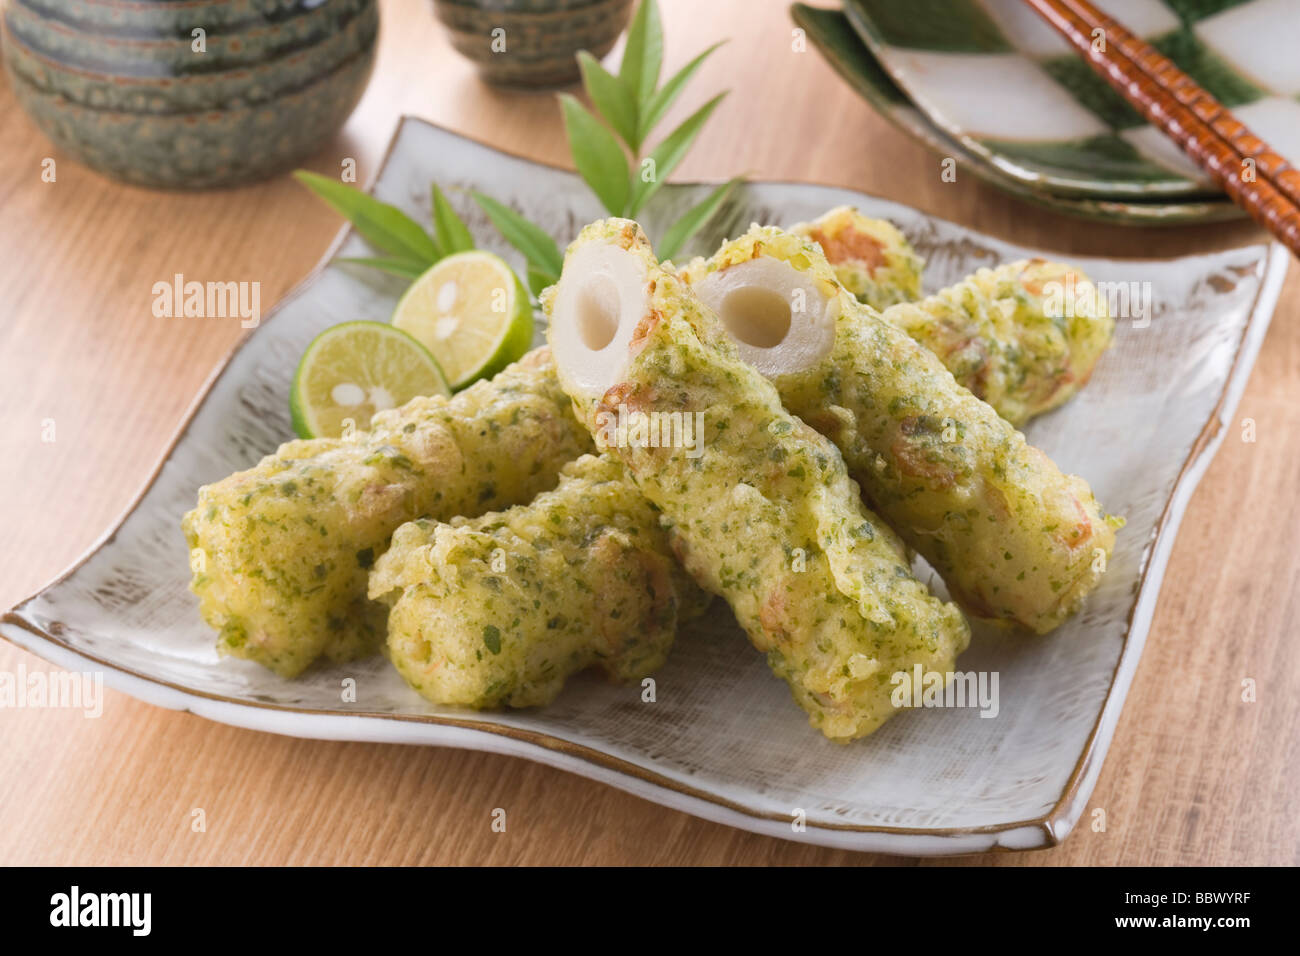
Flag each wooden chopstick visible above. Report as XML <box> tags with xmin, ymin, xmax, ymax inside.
<box><xmin>1024</xmin><ymin>0</ymin><xmax>1300</xmax><ymax>256</ymax></box>
<box><xmin>1064</xmin><ymin>0</ymin><xmax>1300</xmax><ymax>209</ymax></box>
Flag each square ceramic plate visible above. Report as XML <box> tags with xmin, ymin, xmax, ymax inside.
<box><xmin>1</xmin><ymin>118</ymin><xmax>1286</xmax><ymax>855</ymax></box>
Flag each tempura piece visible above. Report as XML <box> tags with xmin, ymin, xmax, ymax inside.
<box><xmin>684</xmin><ymin>226</ymin><xmax>1121</xmax><ymax>634</ymax></box>
<box><xmin>546</xmin><ymin>219</ymin><xmax>969</xmax><ymax>741</ymax></box>
<box><xmin>370</xmin><ymin>454</ymin><xmax>709</xmax><ymax>708</ymax></box>
<box><xmin>794</xmin><ymin>207</ymin><xmax>1113</xmax><ymax>425</ymax></box>
<box><xmin>881</xmin><ymin>259</ymin><xmax>1114</xmax><ymax>426</ymax></box>
<box><xmin>182</xmin><ymin>348</ymin><xmax>592</xmax><ymax>677</ymax></box>
<box><xmin>790</xmin><ymin>206</ymin><xmax>922</xmax><ymax>310</ymax></box>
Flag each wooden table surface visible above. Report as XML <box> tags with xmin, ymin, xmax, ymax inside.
<box><xmin>1</xmin><ymin>0</ymin><xmax>1296</xmax><ymax>866</ymax></box>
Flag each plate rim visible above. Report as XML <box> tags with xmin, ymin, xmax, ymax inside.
<box><xmin>1</xmin><ymin>115</ymin><xmax>1288</xmax><ymax>854</ymax></box>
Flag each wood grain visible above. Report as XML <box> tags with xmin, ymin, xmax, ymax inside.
<box><xmin>0</xmin><ymin>0</ymin><xmax>1296</xmax><ymax>865</ymax></box>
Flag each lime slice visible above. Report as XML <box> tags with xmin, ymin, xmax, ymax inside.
<box><xmin>290</xmin><ymin>321</ymin><xmax>450</xmax><ymax>439</ymax></box>
<box><xmin>391</xmin><ymin>250</ymin><xmax>534</xmax><ymax>389</ymax></box>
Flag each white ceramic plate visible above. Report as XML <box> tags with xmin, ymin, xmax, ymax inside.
<box><xmin>2</xmin><ymin>118</ymin><xmax>1286</xmax><ymax>855</ymax></box>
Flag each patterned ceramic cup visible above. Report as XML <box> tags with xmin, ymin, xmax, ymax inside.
<box><xmin>1</xmin><ymin>0</ymin><xmax>378</xmax><ymax>189</ymax></box>
<box><xmin>430</xmin><ymin>0</ymin><xmax>633</xmax><ymax>86</ymax></box>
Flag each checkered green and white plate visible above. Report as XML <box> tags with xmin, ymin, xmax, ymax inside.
<box><xmin>793</xmin><ymin>3</ymin><xmax>1245</xmax><ymax>224</ymax></box>
<box><xmin>843</xmin><ymin>0</ymin><xmax>1300</xmax><ymax>198</ymax></box>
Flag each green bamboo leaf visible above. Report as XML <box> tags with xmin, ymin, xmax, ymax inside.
<box><xmin>619</xmin><ymin>0</ymin><xmax>663</xmax><ymax>107</ymax></box>
<box><xmin>657</xmin><ymin>177</ymin><xmax>741</xmax><ymax>262</ymax></box>
<box><xmin>627</xmin><ymin>92</ymin><xmax>726</xmax><ymax>216</ymax></box>
<box><xmin>638</xmin><ymin>41</ymin><xmax>726</xmax><ymax>144</ymax></box>
<box><xmin>335</xmin><ymin>256</ymin><xmax>431</xmax><ymax>281</ymax></box>
<box><xmin>431</xmin><ymin>183</ymin><xmax>476</xmax><ymax>255</ymax></box>
<box><xmin>527</xmin><ymin>266</ymin><xmax>556</xmax><ymax>300</ymax></box>
<box><xmin>471</xmin><ymin>191</ymin><xmax>564</xmax><ymax>280</ymax></box>
<box><xmin>578</xmin><ymin>51</ymin><xmax>639</xmax><ymax>150</ymax></box>
<box><xmin>294</xmin><ymin>170</ymin><xmax>440</xmax><ymax>264</ymax></box>
<box><xmin>559</xmin><ymin>94</ymin><xmax>632</xmax><ymax>217</ymax></box>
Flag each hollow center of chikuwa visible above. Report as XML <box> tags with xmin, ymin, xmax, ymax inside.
<box><xmin>720</xmin><ymin>285</ymin><xmax>791</xmax><ymax>349</ymax></box>
<box><xmin>577</xmin><ymin>276</ymin><xmax>620</xmax><ymax>351</ymax></box>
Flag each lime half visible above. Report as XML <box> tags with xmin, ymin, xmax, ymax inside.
<box><xmin>391</xmin><ymin>250</ymin><xmax>533</xmax><ymax>390</ymax></box>
<box><xmin>290</xmin><ymin>321</ymin><xmax>450</xmax><ymax>439</ymax></box>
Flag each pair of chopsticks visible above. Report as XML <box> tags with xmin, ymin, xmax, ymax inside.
<box><xmin>1025</xmin><ymin>0</ymin><xmax>1300</xmax><ymax>257</ymax></box>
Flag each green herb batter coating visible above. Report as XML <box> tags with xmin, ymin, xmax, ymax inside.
<box><xmin>881</xmin><ymin>259</ymin><xmax>1114</xmax><ymax>426</ymax></box>
<box><xmin>547</xmin><ymin>219</ymin><xmax>970</xmax><ymax>741</ymax></box>
<box><xmin>371</xmin><ymin>454</ymin><xmax>709</xmax><ymax>708</ymax></box>
<box><xmin>684</xmin><ymin>225</ymin><xmax>1121</xmax><ymax>633</ymax></box>
<box><xmin>790</xmin><ymin>206</ymin><xmax>923</xmax><ymax>311</ymax></box>
<box><xmin>793</xmin><ymin>207</ymin><xmax>1114</xmax><ymax>426</ymax></box>
<box><xmin>182</xmin><ymin>347</ymin><xmax>592</xmax><ymax>677</ymax></box>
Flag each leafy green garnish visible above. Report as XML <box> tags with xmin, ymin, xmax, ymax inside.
<box><xmin>547</xmin><ymin>0</ymin><xmax>738</xmax><ymax>257</ymax></box>
<box><xmin>559</xmin><ymin>93</ymin><xmax>632</xmax><ymax>218</ymax></box>
<box><xmin>471</xmin><ymin>191</ymin><xmax>564</xmax><ymax>294</ymax></box>
<box><xmin>639</xmin><ymin>41</ymin><xmax>726</xmax><ymax>146</ymax></box>
<box><xmin>296</xmin><ymin>172</ymin><xmax>505</xmax><ymax>288</ymax></box>
<box><xmin>297</xmin><ymin>0</ymin><xmax>739</xmax><ymax>308</ymax></box>
<box><xmin>293</xmin><ymin>171</ymin><xmax>441</xmax><ymax>264</ymax></box>
<box><xmin>524</xmin><ymin>266</ymin><xmax>556</xmax><ymax>300</ymax></box>
<box><xmin>577</xmin><ymin>51</ymin><xmax>639</xmax><ymax>149</ymax></box>
<box><xmin>628</xmin><ymin>92</ymin><xmax>727</xmax><ymax>216</ymax></box>
<box><xmin>334</xmin><ymin>256</ymin><xmax>430</xmax><ymax>280</ymax></box>
<box><xmin>431</xmin><ymin>183</ymin><xmax>476</xmax><ymax>256</ymax></box>
<box><xmin>619</xmin><ymin>0</ymin><xmax>664</xmax><ymax>111</ymax></box>
<box><xmin>658</xmin><ymin>177</ymin><xmax>741</xmax><ymax>261</ymax></box>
